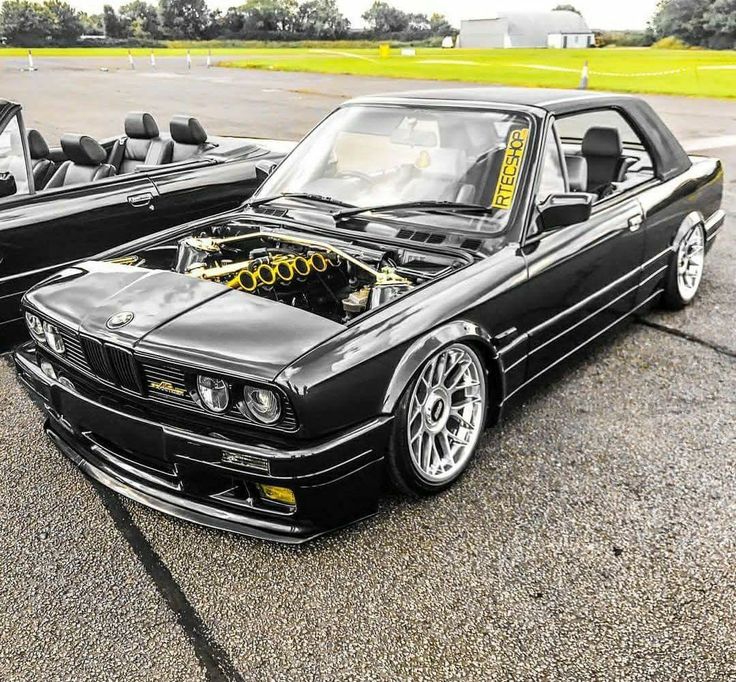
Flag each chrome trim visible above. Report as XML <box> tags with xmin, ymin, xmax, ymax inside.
<box><xmin>705</xmin><ymin>209</ymin><xmax>725</xmax><ymax>242</ymax></box>
<box><xmin>504</xmin><ymin>288</ymin><xmax>663</xmax><ymax>401</ymax></box>
<box><xmin>0</xmin><ymin>258</ymin><xmax>81</xmax><ymax>284</ymax></box>
<box><xmin>642</xmin><ymin>246</ymin><xmax>673</xmax><ymax>270</ymax></box>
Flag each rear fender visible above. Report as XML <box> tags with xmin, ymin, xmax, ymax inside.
<box><xmin>674</xmin><ymin>211</ymin><xmax>704</xmax><ymax>248</ymax></box>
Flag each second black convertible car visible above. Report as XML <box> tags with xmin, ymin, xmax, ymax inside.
<box><xmin>15</xmin><ymin>88</ymin><xmax>725</xmax><ymax>542</ymax></box>
<box><xmin>0</xmin><ymin>100</ymin><xmax>291</xmax><ymax>348</ymax></box>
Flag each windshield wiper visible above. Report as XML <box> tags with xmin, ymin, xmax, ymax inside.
<box><xmin>244</xmin><ymin>192</ymin><xmax>356</xmax><ymax>209</ymax></box>
<box><xmin>333</xmin><ymin>201</ymin><xmax>496</xmax><ymax>221</ymax></box>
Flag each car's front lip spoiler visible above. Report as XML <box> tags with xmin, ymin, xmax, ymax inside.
<box><xmin>44</xmin><ymin>425</ymin><xmax>334</xmax><ymax>544</ymax></box>
<box><xmin>15</xmin><ymin>344</ymin><xmax>391</xmax><ymax>544</ymax></box>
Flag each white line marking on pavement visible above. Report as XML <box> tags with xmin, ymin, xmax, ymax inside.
<box><xmin>683</xmin><ymin>135</ymin><xmax>736</xmax><ymax>152</ymax></box>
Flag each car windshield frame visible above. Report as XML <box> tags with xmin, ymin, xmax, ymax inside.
<box><xmin>251</xmin><ymin>102</ymin><xmax>538</xmax><ymax>239</ymax></box>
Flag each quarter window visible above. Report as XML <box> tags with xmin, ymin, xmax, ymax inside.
<box><xmin>555</xmin><ymin>109</ymin><xmax>655</xmax><ymax>200</ymax></box>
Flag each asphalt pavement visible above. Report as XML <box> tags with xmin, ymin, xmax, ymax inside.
<box><xmin>0</xmin><ymin>56</ymin><xmax>734</xmax><ymax>680</ymax></box>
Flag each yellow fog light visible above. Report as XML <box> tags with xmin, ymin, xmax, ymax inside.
<box><xmin>256</xmin><ymin>484</ymin><xmax>296</xmax><ymax>506</ymax></box>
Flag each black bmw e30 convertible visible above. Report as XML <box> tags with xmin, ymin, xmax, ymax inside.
<box><xmin>14</xmin><ymin>88</ymin><xmax>725</xmax><ymax>543</ymax></box>
<box><xmin>0</xmin><ymin>100</ymin><xmax>292</xmax><ymax>349</ymax></box>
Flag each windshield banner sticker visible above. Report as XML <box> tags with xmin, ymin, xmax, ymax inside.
<box><xmin>491</xmin><ymin>127</ymin><xmax>530</xmax><ymax>211</ymax></box>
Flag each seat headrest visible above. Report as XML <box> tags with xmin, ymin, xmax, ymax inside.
<box><xmin>565</xmin><ymin>155</ymin><xmax>588</xmax><ymax>192</ymax></box>
<box><xmin>170</xmin><ymin>115</ymin><xmax>207</xmax><ymax>145</ymax></box>
<box><xmin>27</xmin><ymin>129</ymin><xmax>50</xmax><ymax>159</ymax></box>
<box><xmin>125</xmin><ymin>112</ymin><xmax>159</xmax><ymax>139</ymax></box>
<box><xmin>60</xmin><ymin>134</ymin><xmax>107</xmax><ymax>166</ymax></box>
<box><xmin>581</xmin><ymin>127</ymin><xmax>623</xmax><ymax>158</ymax></box>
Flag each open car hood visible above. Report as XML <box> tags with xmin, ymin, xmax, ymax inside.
<box><xmin>25</xmin><ymin>261</ymin><xmax>344</xmax><ymax>381</ymax></box>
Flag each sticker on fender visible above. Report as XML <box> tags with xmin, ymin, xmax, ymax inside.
<box><xmin>491</xmin><ymin>127</ymin><xmax>530</xmax><ymax>210</ymax></box>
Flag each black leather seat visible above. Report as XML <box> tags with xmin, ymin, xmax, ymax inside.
<box><xmin>46</xmin><ymin>134</ymin><xmax>116</xmax><ymax>189</ymax></box>
<box><xmin>169</xmin><ymin>115</ymin><xmax>210</xmax><ymax>162</ymax></box>
<box><xmin>581</xmin><ymin>127</ymin><xmax>636</xmax><ymax>195</ymax></box>
<box><xmin>109</xmin><ymin>112</ymin><xmax>173</xmax><ymax>173</ymax></box>
<box><xmin>26</xmin><ymin>129</ymin><xmax>55</xmax><ymax>190</ymax></box>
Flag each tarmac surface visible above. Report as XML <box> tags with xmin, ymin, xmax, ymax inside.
<box><xmin>0</xmin><ymin>56</ymin><xmax>734</xmax><ymax>680</ymax></box>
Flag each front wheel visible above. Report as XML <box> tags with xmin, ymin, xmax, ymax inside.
<box><xmin>663</xmin><ymin>223</ymin><xmax>705</xmax><ymax>309</ymax></box>
<box><xmin>387</xmin><ymin>343</ymin><xmax>487</xmax><ymax>496</ymax></box>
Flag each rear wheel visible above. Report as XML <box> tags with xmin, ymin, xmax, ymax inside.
<box><xmin>387</xmin><ymin>343</ymin><xmax>487</xmax><ymax>496</ymax></box>
<box><xmin>663</xmin><ymin>223</ymin><xmax>705</xmax><ymax>309</ymax></box>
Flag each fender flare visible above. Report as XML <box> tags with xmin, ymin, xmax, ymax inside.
<box><xmin>673</xmin><ymin>211</ymin><xmax>705</xmax><ymax>250</ymax></box>
<box><xmin>382</xmin><ymin>320</ymin><xmax>506</xmax><ymax>424</ymax></box>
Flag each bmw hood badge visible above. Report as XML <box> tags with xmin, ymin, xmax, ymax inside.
<box><xmin>106</xmin><ymin>311</ymin><xmax>134</xmax><ymax>330</ymax></box>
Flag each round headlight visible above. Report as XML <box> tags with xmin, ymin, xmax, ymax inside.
<box><xmin>196</xmin><ymin>375</ymin><xmax>229</xmax><ymax>413</ymax></box>
<box><xmin>242</xmin><ymin>386</ymin><xmax>281</xmax><ymax>424</ymax></box>
<box><xmin>25</xmin><ymin>312</ymin><xmax>45</xmax><ymax>342</ymax></box>
<box><xmin>42</xmin><ymin>321</ymin><xmax>65</xmax><ymax>354</ymax></box>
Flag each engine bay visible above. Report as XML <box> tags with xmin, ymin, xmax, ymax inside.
<box><xmin>111</xmin><ymin>225</ymin><xmax>460</xmax><ymax>323</ymax></box>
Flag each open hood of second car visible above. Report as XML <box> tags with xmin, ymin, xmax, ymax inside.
<box><xmin>27</xmin><ymin>261</ymin><xmax>345</xmax><ymax>382</ymax></box>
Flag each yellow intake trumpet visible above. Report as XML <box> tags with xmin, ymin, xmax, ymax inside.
<box><xmin>224</xmin><ymin>252</ymin><xmax>341</xmax><ymax>292</ymax></box>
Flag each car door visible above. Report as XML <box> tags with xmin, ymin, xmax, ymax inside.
<box><xmin>519</xmin><ymin>117</ymin><xmax>646</xmax><ymax>383</ymax></box>
<box><xmin>0</xmin><ymin>132</ymin><xmax>161</xmax><ymax>342</ymax></box>
<box><xmin>142</xmin><ymin>146</ymin><xmax>287</xmax><ymax>228</ymax></box>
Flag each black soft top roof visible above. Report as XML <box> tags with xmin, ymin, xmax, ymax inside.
<box><xmin>353</xmin><ymin>87</ymin><xmax>691</xmax><ymax>181</ymax></box>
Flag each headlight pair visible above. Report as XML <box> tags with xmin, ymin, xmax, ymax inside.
<box><xmin>25</xmin><ymin>312</ymin><xmax>65</xmax><ymax>354</ymax></box>
<box><xmin>196</xmin><ymin>375</ymin><xmax>282</xmax><ymax>425</ymax></box>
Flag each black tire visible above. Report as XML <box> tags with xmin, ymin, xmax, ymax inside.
<box><xmin>662</xmin><ymin>223</ymin><xmax>706</xmax><ymax>310</ymax></box>
<box><xmin>387</xmin><ymin>343</ymin><xmax>487</xmax><ymax>497</ymax></box>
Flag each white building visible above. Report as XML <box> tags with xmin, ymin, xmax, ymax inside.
<box><xmin>459</xmin><ymin>11</ymin><xmax>594</xmax><ymax>49</ymax></box>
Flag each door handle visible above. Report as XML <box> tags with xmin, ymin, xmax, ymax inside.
<box><xmin>628</xmin><ymin>214</ymin><xmax>643</xmax><ymax>231</ymax></box>
<box><xmin>127</xmin><ymin>192</ymin><xmax>154</xmax><ymax>209</ymax></box>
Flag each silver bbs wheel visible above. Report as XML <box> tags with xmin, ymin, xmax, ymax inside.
<box><xmin>676</xmin><ymin>224</ymin><xmax>705</xmax><ymax>302</ymax></box>
<box><xmin>407</xmin><ymin>344</ymin><xmax>486</xmax><ymax>483</ymax></box>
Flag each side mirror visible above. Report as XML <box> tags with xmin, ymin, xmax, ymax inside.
<box><xmin>537</xmin><ymin>192</ymin><xmax>593</xmax><ymax>232</ymax></box>
<box><xmin>0</xmin><ymin>172</ymin><xmax>17</xmax><ymax>199</ymax></box>
<box><xmin>255</xmin><ymin>160</ymin><xmax>278</xmax><ymax>184</ymax></box>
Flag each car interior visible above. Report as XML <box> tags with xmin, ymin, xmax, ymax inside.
<box><xmin>557</xmin><ymin>110</ymin><xmax>656</xmax><ymax>200</ymax></box>
<box><xmin>15</xmin><ymin>112</ymin><xmax>227</xmax><ymax>191</ymax></box>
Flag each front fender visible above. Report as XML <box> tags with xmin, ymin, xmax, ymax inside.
<box><xmin>382</xmin><ymin>319</ymin><xmax>506</xmax><ymax>423</ymax></box>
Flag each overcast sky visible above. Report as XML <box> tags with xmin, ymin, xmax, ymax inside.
<box><xmin>69</xmin><ymin>0</ymin><xmax>660</xmax><ymax>31</ymax></box>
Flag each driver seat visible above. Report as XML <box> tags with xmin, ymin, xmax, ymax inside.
<box><xmin>169</xmin><ymin>115</ymin><xmax>210</xmax><ymax>162</ymax></box>
<box><xmin>46</xmin><ymin>134</ymin><xmax>116</xmax><ymax>189</ymax></box>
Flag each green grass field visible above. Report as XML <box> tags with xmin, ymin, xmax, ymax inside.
<box><xmin>219</xmin><ymin>47</ymin><xmax>736</xmax><ymax>99</ymax></box>
<box><xmin>1</xmin><ymin>45</ymin><xmax>734</xmax><ymax>98</ymax></box>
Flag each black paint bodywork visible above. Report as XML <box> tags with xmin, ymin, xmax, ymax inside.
<box><xmin>0</xmin><ymin>99</ymin><xmax>291</xmax><ymax>349</ymax></box>
<box><xmin>14</xmin><ymin>89</ymin><xmax>726</xmax><ymax>542</ymax></box>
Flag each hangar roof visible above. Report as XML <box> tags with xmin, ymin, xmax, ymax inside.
<box><xmin>462</xmin><ymin>11</ymin><xmax>591</xmax><ymax>35</ymax></box>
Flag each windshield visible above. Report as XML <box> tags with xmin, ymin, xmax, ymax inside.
<box><xmin>254</xmin><ymin>104</ymin><xmax>534</xmax><ymax>234</ymax></box>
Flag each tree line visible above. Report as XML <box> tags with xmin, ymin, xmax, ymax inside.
<box><xmin>0</xmin><ymin>0</ymin><xmax>456</xmax><ymax>45</ymax></box>
<box><xmin>650</xmin><ymin>0</ymin><xmax>736</xmax><ymax>49</ymax></box>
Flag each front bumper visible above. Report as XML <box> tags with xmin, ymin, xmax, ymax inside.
<box><xmin>15</xmin><ymin>343</ymin><xmax>391</xmax><ymax>543</ymax></box>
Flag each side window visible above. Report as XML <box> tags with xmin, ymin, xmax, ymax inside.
<box><xmin>556</xmin><ymin>109</ymin><xmax>654</xmax><ymax>199</ymax></box>
<box><xmin>0</xmin><ymin>115</ymin><xmax>30</xmax><ymax>196</ymax></box>
<box><xmin>536</xmin><ymin>126</ymin><xmax>566</xmax><ymax>203</ymax></box>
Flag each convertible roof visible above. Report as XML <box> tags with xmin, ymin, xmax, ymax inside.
<box><xmin>354</xmin><ymin>87</ymin><xmax>629</xmax><ymax>112</ymax></box>
<box><xmin>353</xmin><ymin>87</ymin><xmax>691</xmax><ymax>181</ymax></box>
